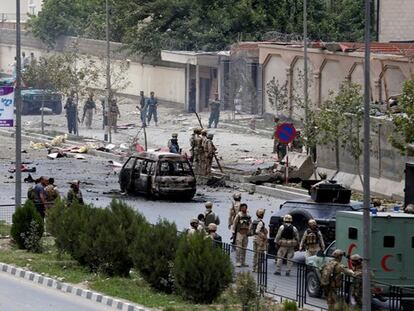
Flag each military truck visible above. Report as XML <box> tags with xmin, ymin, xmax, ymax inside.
<box><xmin>306</xmin><ymin>211</ymin><xmax>414</xmax><ymax>310</ymax></box>
<box><xmin>0</xmin><ymin>76</ymin><xmax>62</xmax><ymax>115</ymax></box>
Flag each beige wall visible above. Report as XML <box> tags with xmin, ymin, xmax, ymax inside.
<box><xmin>0</xmin><ymin>0</ymin><xmax>42</xmax><ymax>16</ymax></box>
<box><xmin>260</xmin><ymin>44</ymin><xmax>414</xmax><ymax>116</ymax></box>
<box><xmin>379</xmin><ymin>0</ymin><xmax>414</xmax><ymax>42</ymax></box>
<box><xmin>0</xmin><ymin>40</ymin><xmax>186</xmax><ymax>105</ymax></box>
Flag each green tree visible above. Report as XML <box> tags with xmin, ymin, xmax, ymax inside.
<box><xmin>316</xmin><ymin>82</ymin><xmax>364</xmax><ymax>174</ymax></box>
<box><xmin>389</xmin><ymin>75</ymin><xmax>414</xmax><ymax>156</ymax></box>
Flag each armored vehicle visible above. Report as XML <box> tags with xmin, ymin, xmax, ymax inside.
<box><xmin>306</xmin><ymin>211</ymin><xmax>414</xmax><ymax>309</ymax></box>
<box><xmin>119</xmin><ymin>152</ymin><xmax>196</xmax><ymax>200</ymax></box>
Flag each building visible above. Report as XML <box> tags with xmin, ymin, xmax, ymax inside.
<box><xmin>378</xmin><ymin>0</ymin><xmax>414</xmax><ymax>42</ymax></box>
<box><xmin>0</xmin><ymin>0</ymin><xmax>43</xmax><ymax>19</ymax></box>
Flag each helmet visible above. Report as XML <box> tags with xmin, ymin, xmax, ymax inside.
<box><xmin>233</xmin><ymin>192</ymin><xmax>241</xmax><ymax>200</ymax></box>
<box><xmin>308</xmin><ymin>219</ymin><xmax>317</xmax><ymax>226</ymax></box>
<box><xmin>256</xmin><ymin>209</ymin><xmax>265</xmax><ymax>217</ymax></box>
<box><xmin>332</xmin><ymin>249</ymin><xmax>345</xmax><ymax>259</ymax></box>
<box><xmin>351</xmin><ymin>254</ymin><xmax>363</xmax><ymax>263</ymax></box>
<box><xmin>190</xmin><ymin>218</ymin><xmax>199</xmax><ymax>225</ymax></box>
<box><xmin>205</xmin><ymin>202</ymin><xmax>213</xmax><ymax>208</ymax></box>
<box><xmin>194</xmin><ymin>128</ymin><xmax>202</xmax><ymax>134</ymax></box>
<box><xmin>207</xmin><ymin>133</ymin><xmax>214</xmax><ymax>139</ymax></box>
<box><xmin>283</xmin><ymin>214</ymin><xmax>293</xmax><ymax>223</ymax></box>
<box><xmin>208</xmin><ymin>223</ymin><xmax>217</xmax><ymax>232</ymax></box>
<box><xmin>172</xmin><ymin>133</ymin><xmax>178</xmax><ymax>137</ymax></box>
<box><xmin>201</xmin><ymin>129</ymin><xmax>208</xmax><ymax>135</ymax></box>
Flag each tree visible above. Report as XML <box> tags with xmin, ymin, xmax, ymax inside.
<box><xmin>316</xmin><ymin>82</ymin><xmax>364</xmax><ymax>175</ymax></box>
<box><xmin>389</xmin><ymin>75</ymin><xmax>414</xmax><ymax>156</ymax></box>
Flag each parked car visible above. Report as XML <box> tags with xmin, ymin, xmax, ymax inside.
<box><xmin>119</xmin><ymin>152</ymin><xmax>196</xmax><ymax>200</ymax></box>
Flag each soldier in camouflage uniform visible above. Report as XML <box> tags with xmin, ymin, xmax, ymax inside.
<box><xmin>322</xmin><ymin>249</ymin><xmax>354</xmax><ymax>311</ymax></box>
<box><xmin>228</xmin><ymin>192</ymin><xmax>242</xmax><ymax>229</ymax></box>
<box><xmin>203</xmin><ymin>133</ymin><xmax>217</xmax><ymax>175</ymax></box>
<box><xmin>44</xmin><ymin>178</ymin><xmax>60</xmax><ymax>210</ymax></box>
<box><xmin>204</xmin><ymin>202</ymin><xmax>220</xmax><ymax>227</ymax></box>
<box><xmin>187</xmin><ymin>218</ymin><xmax>200</xmax><ymax>235</ymax></box>
<box><xmin>252</xmin><ymin>208</ymin><xmax>268</xmax><ymax>273</ymax></box>
<box><xmin>199</xmin><ymin>129</ymin><xmax>208</xmax><ymax>175</ymax></box>
<box><xmin>350</xmin><ymin>254</ymin><xmax>363</xmax><ymax>309</ymax></box>
<box><xmin>232</xmin><ymin>203</ymin><xmax>252</xmax><ymax>267</ymax></box>
<box><xmin>299</xmin><ymin>219</ymin><xmax>325</xmax><ymax>257</ymax></box>
<box><xmin>207</xmin><ymin>223</ymin><xmax>222</xmax><ymax>243</ymax></box>
<box><xmin>274</xmin><ymin>214</ymin><xmax>299</xmax><ymax>276</ymax></box>
<box><xmin>192</xmin><ymin>128</ymin><xmax>203</xmax><ymax>174</ymax></box>
<box><xmin>189</xmin><ymin>128</ymin><xmax>201</xmax><ymax>163</ymax></box>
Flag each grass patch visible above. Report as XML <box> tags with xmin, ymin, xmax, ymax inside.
<box><xmin>0</xmin><ymin>238</ymin><xmax>241</xmax><ymax>310</ymax></box>
<box><xmin>0</xmin><ymin>221</ymin><xmax>11</xmax><ymax>237</ymax></box>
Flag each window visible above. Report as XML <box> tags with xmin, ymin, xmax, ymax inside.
<box><xmin>159</xmin><ymin>161</ymin><xmax>192</xmax><ymax>176</ymax></box>
<box><xmin>383</xmin><ymin>236</ymin><xmax>395</xmax><ymax>248</ymax></box>
<box><xmin>141</xmin><ymin>161</ymin><xmax>152</xmax><ymax>174</ymax></box>
<box><xmin>348</xmin><ymin>227</ymin><xmax>358</xmax><ymax>240</ymax></box>
<box><xmin>124</xmin><ymin>158</ymin><xmax>135</xmax><ymax>169</ymax></box>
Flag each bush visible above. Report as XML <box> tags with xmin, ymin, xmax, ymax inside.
<box><xmin>235</xmin><ymin>272</ymin><xmax>257</xmax><ymax>310</ymax></box>
<box><xmin>173</xmin><ymin>233</ymin><xmax>233</xmax><ymax>303</ymax></box>
<box><xmin>130</xmin><ymin>219</ymin><xmax>178</xmax><ymax>293</ymax></box>
<box><xmin>11</xmin><ymin>200</ymin><xmax>44</xmax><ymax>252</ymax></box>
<box><xmin>281</xmin><ymin>300</ymin><xmax>297</xmax><ymax>311</ymax></box>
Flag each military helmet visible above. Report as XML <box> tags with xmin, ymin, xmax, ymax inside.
<box><xmin>283</xmin><ymin>214</ymin><xmax>293</xmax><ymax>223</ymax></box>
<box><xmin>332</xmin><ymin>249</ymin><xmax>345</xmax><ymax>259</ymax></box>
<box><xmin>351</xmin><ymin>254</ymin><xmax>363</xmax><ymax>263</ymax></box>
<box><xmin>208</xmin><ymin>223</ymin><xmax>217</xmax><ymax>232</ymax></box>
<box><xmin>205</xmin><ymin>201</ymin><xmax>213</xmax><ymax>208</ymax></box>
<box><xmin>256</xmin><ymin>208</ymin><xmax>265</xmax><ymax>217</ymax></box>
<box><xmin>201</xmin><ymin>129</ymin><xmax>208</xmax><ymax>135</ymax></box>
<box><xmin>308</xmin><ymin>219</ymin><xmax>317</xmax><ymax>226</ymax></box>
<box><xmin>233</xmin><ymin>192</ymin><xmax>241</xmax><ymax>200</ymax></box>
<box><xmin>190</xmin><ymin>218</ymin><xmax>199</xmax><ymax>225</ymax></box>
<box><xmin>194</xmin><ymin>128</ymin><xmax>202</xmax><ymax>134</ymax></box>
<box><xmin>172</xmin><ymin>133</ymin><xmax>178</xmax><ymax>137</ymax></box>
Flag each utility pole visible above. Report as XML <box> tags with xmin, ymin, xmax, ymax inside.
<box><xmin>303</xmin><ymin>0</ymin><xmax>309</xmax><ymax>154</ymax></box>
<box><xmin>362</xmin><ymin>0</ymin><xmax>372</xmax><ymax>310</ymax></box>
<box><xmin>15</xmin><ymin>0</ymin><xmax>22</xmax><ymax>208</ymax></box>
<box><xmin>105</xmin><ymin>0</ymin><xmax>112</xmax><ymax>143</ymax></box>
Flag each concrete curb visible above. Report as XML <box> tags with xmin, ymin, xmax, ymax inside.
<box><xmin>0</xmin><ymin>262</ymin><xmax>153</xmax><ymax>311</ymax></box>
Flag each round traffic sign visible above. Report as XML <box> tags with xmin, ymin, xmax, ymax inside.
<box><xmin>275</xmin><ymin>123</ymin><xmax>297</xmax><ymax>144</ymax></box>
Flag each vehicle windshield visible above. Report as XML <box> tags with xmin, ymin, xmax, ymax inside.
<box><xmin>158</xmin><ymin>160</ymin><xmax>192</xmax><ymax>176</ymax></box>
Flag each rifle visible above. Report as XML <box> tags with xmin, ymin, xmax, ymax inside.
<box><xmin>193</xmin><ymin>111</ymin><xmax>223</xmax><ymax>173</ymax></box>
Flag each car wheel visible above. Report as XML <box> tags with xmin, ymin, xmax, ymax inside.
<box><xmin>307</xmin><ymin>269</ymin><xmax>322</xmax><ymax>298</ymax></box>
<box><xmin>53</xmin><ymin>103</ymin><xmax>63</xmax><ymax>115</ymax></box>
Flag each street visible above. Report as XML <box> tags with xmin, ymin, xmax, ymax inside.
<box><xmin>0</xmin><ymin>272</ymin><xmax>114</xmax><ymax>311</ymax></box>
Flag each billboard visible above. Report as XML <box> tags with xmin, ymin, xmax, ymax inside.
<box><xmin>0</xmin><ymin>86</ymin><xmax>14</xmax><ymax>127</ymax></box>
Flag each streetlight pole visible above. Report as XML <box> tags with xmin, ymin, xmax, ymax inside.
<box><xmin>362</xmin><ymin>0</ymin><xmax>372</xmax><ymax>310</ymax></box>
<box><xmin>15</xmin><ymin>0</ymin><xmax>22</xmax><ymax>208</ymax></box>
<box><xmin>303</xmin><ymin>0</ymin><xmax>309</xmax><ymax>154</ymax></box>
<box><xmin>105</xmin><ymin>0</ymin><xmax>111</xmax><ymax>143</ymax></box>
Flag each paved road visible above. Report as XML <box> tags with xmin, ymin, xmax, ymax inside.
<box><xmin>0</xmin><ymin>272</ymin><xmax>113</xmax><ymax>311</ymax></box>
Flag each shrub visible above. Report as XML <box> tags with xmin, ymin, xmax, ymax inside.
<box><xmin>173</xmin><ymin>233</ymin><xmax>233</xmax><ymax>303</ymax></box>
<box><xmin>130</xmin><ymin>219</ymin><xmax>178</xmax><ymax>293</ymax></box>
<box><xmin>11</xmin><ymin>200</ymin><xmax>44</xmax><ymax>252</ymax></box>
<box><xmin>281</xmin><ymin>300</ymin><xmax>297</xmax><ymax>311</ymax></box>
<box><xmin>235</xmin><ymin>272</ymin><xmax>257</xmax><ymax>310</ymax></box>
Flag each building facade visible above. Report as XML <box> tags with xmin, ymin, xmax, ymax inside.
<box><xmin>378</xmin><ymin>0</ymin><xmax>414</xmax><ymax>42</ymax></box>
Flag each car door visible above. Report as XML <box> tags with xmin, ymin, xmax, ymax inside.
<box><xmin>134</xmin><ymin>160</ymin><xmax>151</xmax><ymax>194</ymax></box>
<box><xmin>131</xmin><ymin>158</ymin><xmax>143</xmax><ymax>193</ymax></box>
<box><xmin>119</xmin><ymin>157</ymin><xmax>136</xmax><ymax>191</ymax></box>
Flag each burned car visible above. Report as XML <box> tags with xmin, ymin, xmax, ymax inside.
<box><xmin>119</xmin><ymin>152</ymin><xmax>196</xmax><ymax>200</ymax></box>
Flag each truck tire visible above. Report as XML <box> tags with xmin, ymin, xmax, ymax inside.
<box><xmin>306</xmin><ymin>269</ymin><xmax>322</xmax><ymax>298</ymax></box>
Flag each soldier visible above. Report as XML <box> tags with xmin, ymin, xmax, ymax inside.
<box><xmin>137</xmin><ymin>90</ymin><xmax>147</xmax><ymax>126</ymax></box>
<box><xmin>187</xmin><ymin>218</ymin><xmax>200</xmax><ymax>235</ymax></box>
<box><xmin>190</xmin><ymin>128</ymin><xmax>201</xmax><ymax>163</ymax></box>
<box><xmin>321</xmin><ymin>249</ymin><xmax>354</xmax><ymax>311</ymax></box>
<box><xmin>146</xmin><ymin>91</ymin><xmax>158</xmax><ymax>126</ymax></box>
<box><xmin>203</xmin><ymin>133</ymin><xmax>217</xmax><ymax>176</ymax></box>
<box><xmin>44</xmin><ymin>178</ymin><xmax>60</xmax><ymax>210</ymax></box>
<box><xmin>204</xmin><ymin>202</ymin><xmax>220</xmax><ymax>227</ymax></box>
<box><xmin>299</xmin><ymin>219</ymin><xmax>325</xmax><ymax>257</ymax></box>
<box><xmin>350</xmin><ymin>254</ymin><xmax>363</xmax><ymax>309</ymax></box>
<box><xmin>228</xmin><ymin>192</ymin><xmax>242</xmax><ymax>229</ymax></box>
<box><xmin>252</xmin><ymin>208</ymin><xmax>268</xmax><ymax>273</ymax></box>
<box><xmin>82</xmin><ymin>93</ymin><xmax>96</xmax><ymax>129</ymax></box>
<box><xmin>232</xmin><ymin>203</ymin><xmax>252</xmax><ymax>267</ymax></box>
<box><xmin>109</xmin><ymin>98</ymin><xmax>121</xmax><ymax>133</ymax></box>
<box><xmin>192</xmin><ymin>128</ymin><xmax>203</xmax><ymax>174</ymax></box>
<box><xmin>197</xmin><ymin>213</ymin><xmax>206</xmax><ymax>231</ymax></box>
<box><xmin>208</xmin><ymin>92</ymin><xmax>220</xmax><ymax>128</ymax></box>
<box><xmin>199</xmin><ymin>129</ymin><xmax>208</xmax><ymax>175</ymax></box>
<box><xmin>274</xmin><ymin>214</ymin><xmax>299</xmax><ymax>276</ymax></box>
<box><xmin>64</xmin><ymin>91</ymin><xmax>78</xmax><ymax>134</ymax></box>
<box><xmin>291</xmin><ymin>131</ymin><xmax>304</xmax><ymax>153</ymax></box>
<box><xmin>207</xmin><ymin>223</ymin><xmax>222</xmax><ymax>242</ymax></box>
<box><xmin>168</xmin><ymin>133</ymin><xmax>180</xmax><ymax>154</ymax></box>
<box><xmin>67</xmin><ymin>180</ymin><xmax>84</xmax><ymax>205</ymax></box>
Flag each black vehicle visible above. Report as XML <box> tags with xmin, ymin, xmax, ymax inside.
<box><xmin>119</xmin><ymin>152</ymin><xmax>196</xmax><ymax>200</ymax></box>
<box><xmin>267</xmin><ymin>199</ymin><xmax>363</xmax><ymax>255</ymax></box>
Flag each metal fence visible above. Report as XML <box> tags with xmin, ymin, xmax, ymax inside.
<box><xmin>215</xmin><ymin>240</ymin><xmax>413</xmax><ymax>311</ymax></box>
<box><xmin>0</xmin><ymin>204</ymin><xmax>14</xmax><ymax>237</ymax></box>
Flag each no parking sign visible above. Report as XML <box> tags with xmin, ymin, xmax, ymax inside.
<box><xmin>275</xmin><ymin>123</ymin><xmax>297</xmax><ymax>144</ymax></box>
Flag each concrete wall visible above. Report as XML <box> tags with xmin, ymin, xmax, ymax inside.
<box><xmin>379</xmin><ymin>0</ymin><xmax>414</xmax><ymax>42</ymax></box>
<box><xmin>0</xmin><ymin>0</ymin><xmax>42</xmax><ymax>17</ymax></box>
<box><xmin>0</xmin><ymin>29</ymin><xmax>186</xmax><ymax>107</ymax></box>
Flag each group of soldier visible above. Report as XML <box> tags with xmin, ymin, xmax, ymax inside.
<box><xmin>189</xmin><ymin>128</ymin><xmax>217</xmax><ymax>176</ymax></box>
<box><xmin>187</xmin><ymin>194</ymin><xmax>364</xmax><ymax>310</ymax></box>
